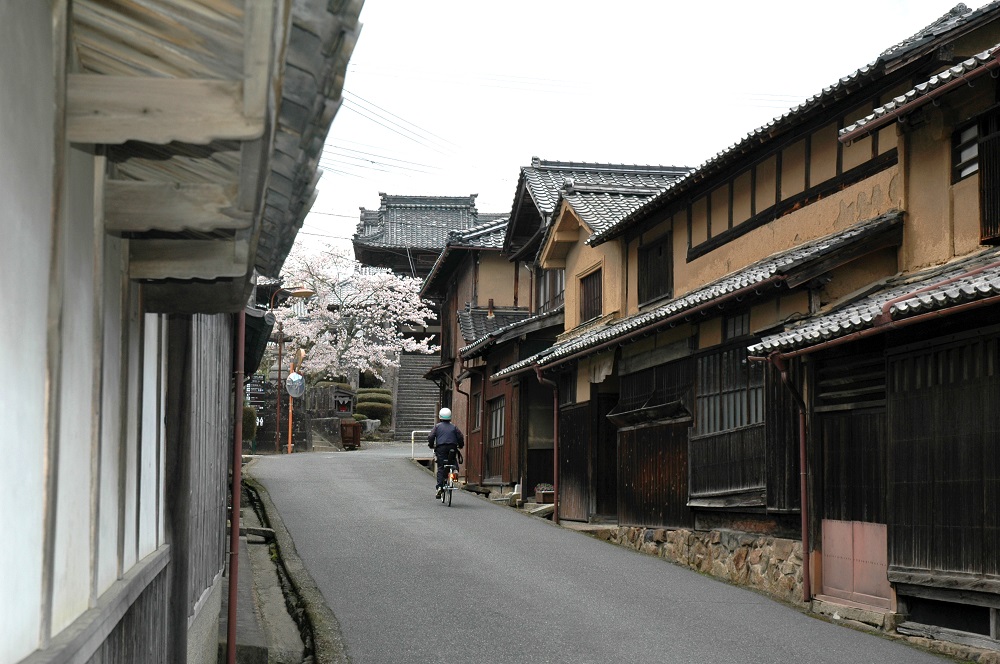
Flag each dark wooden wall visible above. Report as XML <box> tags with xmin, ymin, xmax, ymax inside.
<box><xmin>815</xmin><ymin>348</ymin><xmax>887</xmax><ymax>524</ymax></box>
<box><xmin>618</xmin><ymin>422</ymin><xmax>694</xmax><ymax>528</ymax></box>
<box><xmin>887</xmin><ymin>331</ymin><xmax>1000</xmax><ymax>587</ymax></box>
<box><xmin>559</xmin><ymin>402</ymin><xmax>590</xmax><ymax>521</ymax></box>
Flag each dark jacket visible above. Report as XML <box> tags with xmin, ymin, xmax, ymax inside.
<box><xmin>427</xmin><ymin>421</ymin><xmax>464</xmax><ymax>450</ymax></box>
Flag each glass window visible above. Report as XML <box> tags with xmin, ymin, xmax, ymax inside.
<box><xmin>580</xmin><ymin>269</ymin><xmax>602</xmax><ymax>322</ymax></box>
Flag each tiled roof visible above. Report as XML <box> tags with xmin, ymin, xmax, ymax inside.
<box><xmin>354</xmin><ymin>194</ymin><xmax>481</xmax><ymax>250</ymax></box>
<box><xmin>588</xmin><ymin>2</ymin><xmax>1000</xmax><ymax>247</ymax></box>
<box><xmin>560</xmin><ymin>183</ymin><xmax>663</xmax><ymax>236</ymax></box>
<box><xmin>841</xmin><ymin>44</ymin><xmax>1000</xmax><ymax>140</ymax></box>
<box><xmin>420</xmin><ymin>217</ymin><xmax>509</xmax><ymax>297</ymax></box>
<box><xmin>749</xmin><ymin>246</ymin><xmax>1000</xmax><ymax>355</ymax></box>
<box><xmin>448</xmin><ymin>216</ymin><xmax>508</xmax><ymax>249</ymax></box>
<box><xmin>519</xmin><ymin>158</ymin><xmax>689</xmax><ymax>218</ymax></box>
<box><xmin>460</xmin><ymin>305</ymin><xmax>565</xmax><ymax>358</ymax></box>
<box><xmin>457</xmin><ymin>306</ymin><xmax>531</xmax><ymax>344</ymax></box>
<box><xmin>493</xmin><ymin>212</ymin><xmax>903</xmax><ymax>379</ymax></box>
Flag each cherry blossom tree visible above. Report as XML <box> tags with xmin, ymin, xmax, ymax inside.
<box><xmin>270</xmin><ymin>243</ymin><xmax>437</xmax><ymax>382</ymax></box>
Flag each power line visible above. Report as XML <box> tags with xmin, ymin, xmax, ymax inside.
<box><xmin>343</xmin><ymin>90</ymin><xmax>460</xmax><ymax>148</ymax></box>
<box><xmin>322</xmin><ymin>145</ymin><xmax>441</xmax><ymax>171</ymax></box>
<box><xmin>320</xmin><ymin>153</ymin><xmax>436</xmax><ymax>175</ymax></box>
<box><xmin>341</xmin><ymin>99</ymin><xmax>453</xmax><ymax>155</ymax></box>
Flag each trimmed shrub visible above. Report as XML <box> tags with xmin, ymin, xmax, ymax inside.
<box><xmin>355</xmin><ymin>401</ymin><xmax>391</xmax><ymax>423</ymax></box>
<box><xmin>358</xmin><ymin>387</ymin><xmax>391</xmax><ymax>397</ymax></box>
<box><xmin>352</xmin><ymin>413</ymin><xmax>366</xmax><ymax>422</ymax></box>
<box><xmin>357</xmin><ymin>393</ymin><xmax>391</xmax><ymax>405</ymax></box>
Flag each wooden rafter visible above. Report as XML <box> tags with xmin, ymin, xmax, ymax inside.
<box><xmin>67</xmin><ymin>75</ymin><xmax>263</xmax><ymax>145</ymax></box>
<box><xmin>105</xmin><ymin>181</ymin><xmax>250</xmax><ymax>233</ymax></box>
<box><xmin>129</xmin><ymin>236</ymin><xmax>250</xmax><ymax>280</ymax></box>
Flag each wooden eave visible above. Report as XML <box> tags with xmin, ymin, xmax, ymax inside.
<box><xmin>71</xmin><ymin>0</ymin><xmax>362</xmax><ymax>314</ymax></box>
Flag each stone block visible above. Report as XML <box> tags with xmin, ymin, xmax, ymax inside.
<box><xmin>653</xmin><ymin>528</ymin><xmax>669</xmax><ymax>543</ymax></box>
<box><xmin>773</xmin><ymin>538</ymin><xmax>794</xmax><ymax>560</ymax></box>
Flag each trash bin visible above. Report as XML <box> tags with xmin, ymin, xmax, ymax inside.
<box><xmin>340</xmin><ymin>418</ymin><xmax>361</xmax><ymax>450</ymax></box>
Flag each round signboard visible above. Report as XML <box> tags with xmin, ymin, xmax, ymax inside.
<box><xmin>285</xmin><ymin>372</ymin><xmax>306</xmax><ymax>398</ymax></box>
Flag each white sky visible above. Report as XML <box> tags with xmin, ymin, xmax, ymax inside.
<box><xmin>300</xmin><ymin>0</ymin><xmax>968</xmax><ymax>253</ymax></box>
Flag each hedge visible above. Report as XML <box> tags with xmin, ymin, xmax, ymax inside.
<box><xmin>355</xmin><ymin>401</ymin><xmax>391</xmax><ymax>422</ymax></box>
<box><xmin>358</xmin><ymin>387</ymin><xmax>391</xmax><ymax>397</ymax></box>
<box><xmin>356</xmin><ymin>393</ymin><xmax>391</xmax><ymax>405</ymax></box>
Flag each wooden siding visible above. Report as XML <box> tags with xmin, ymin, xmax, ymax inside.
<box><xmin>85</xmin><ymin>567</ymin><xmax>168</xmax><ymax>664</ymax></box>
<box><xmin>593</xmin><ymin>394</ymin><xmax>618</xmax><ymax>518</ymax></box>
<box><xmin>887</xmin><ymin>331</ymin><xmax>1000</xmax><ymax>588</ymax></box>
<box><xmin>559</xmin><ymin>402</ymin><xmax>590</xmax><ymax>521</ymax></box>
<box><xmin>186</xmin><ymin>314</ymin><xmax>231</xmax><ymax>609</ymax></box>
<box><xmin>765</xmin><ymin>359</ymin><xmax>802</xmax><ymax>512</ymax></box>
<box><xmin>816</xmin><ymin>349</ymin><xmax>887</xmax><ymax>523</ymax></box>
<box><xmin>689</xmin><ymin>424</ymin><xmax>766</xmax><ymax>501</ymax></box>
<box><xmin>618</xmin><ymin>422</ymin><xmax>694</xmax><ymax>528</ymax></box>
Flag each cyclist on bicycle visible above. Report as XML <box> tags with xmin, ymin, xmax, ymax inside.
<box><xmin>428</xmin><ymin>407</ymin><xmax>464</xmax><ymax>498</ymax></box>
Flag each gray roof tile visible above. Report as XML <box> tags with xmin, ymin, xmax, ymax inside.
<box><xmin>521</xmin><ymin>158</ymin><xmax>689</xmax><ymax>218</ymax></box>
<box><xmin>750</xmin><ymin>245</ymin><xmax>1000</xmax><ymax>355</ymax></box>
<box><xmin>449</xmin><ymin>216</ymin><xmax>509</xmax><ymax>249</ymax></box>
<box><xmin>354</xmin><ymin>194</ymin><xmax>481</xmax><ymax>250</ymax></box>
<box><xmin>493</xmin><ymin>212</ymin><xmax>903</xmax><ymax>379</ymax></box>
<box><xmin>460</xmin><ymin>305</ymin><xmax>565</xmax><ymax>358</ymax></box>
<box><xmin>841</xmin><ymin>44</ymin><xmax>1000</xmax><ymax>139</ymax></box>
<box><xmin>457</xmin><ymin>306</ymin><xmax>531</xmax><ymax>344</ymax></box>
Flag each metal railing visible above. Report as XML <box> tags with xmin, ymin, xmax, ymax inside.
<box><xmin>410</xmin><ymin>429</ymin><xmax>433</xmax><ymax>459</ymax></box>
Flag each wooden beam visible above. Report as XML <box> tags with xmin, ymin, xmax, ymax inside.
<box><xmin>67</xmin><ymin>75</ymin><xmax>263</xmax><ymax>144</ymax></box>
<box><xmin>105</xmin><ymin>181</ymin><xmax>250</xmax><ymax>233</ymax></box>
<box><xmin>128</xmin><ymin>237</ymin><xmax>249</xmax><ymax>280</ymax></box>
<box><xmin>243</xmin><ymin>0</ymin><xmax>275</xmax><ymax>119</ymax></box>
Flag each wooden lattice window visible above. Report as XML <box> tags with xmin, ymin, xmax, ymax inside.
<box><xmin>580</xmin><ymin>269</ymin><xmax>602</xmax><ymax>322</ymax></box>
<box><xmin>488</xmin><ymin>396</ymin><xmax>505</xmax><ymax>448</ymax></box>
<box><xmin>979</xmin><ymin>111</ymin><xmax>1000</xmax><ymax>242</ymax></box>
<box><xmin>695</xmin><ymin>345</ymin><xmax>764</xmax><ymax>436</ymax></box>
<box><xmin>638</xmin><ymin>234</ymin><xmax>672</xmax><ymax>304</ymax></box>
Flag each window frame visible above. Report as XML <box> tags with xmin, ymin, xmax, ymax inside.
<box><xmin>694</xmin><ymin>313</ymin><xmax>763</xmax><ymax>437</ymax></box>
<box><xmin>471</xmin><ymin>391</ymin><xmax>482</xmax><ymax>431</ymax></box>
<box><xmin>488</xmin><ymin>396</ymin><xmax>505</xmax><ymax>449</ymax></box>
<box><xmin>579</xmin><ymin>268</ymin><xmax>603</xmax><ymax>323</ymax></box>
<box><xmin>953</xmin><ymin>119</ymin><xmax>980</xmax><ymax>183</ymax></box>
<box><xmin>638</xmin><ymin>233</ymin><xmax>672</xmax><ymax>306</ymax></box>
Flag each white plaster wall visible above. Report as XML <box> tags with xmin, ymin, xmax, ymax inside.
<box><xmin>97</xmin><ymin>235</ymin><xmax>124</xmax><ymax>594</ymax></box>
<box><xmin>0</xmin><ymin>5</ymin><xmax>53</xmax><ymax>661</ymax></box>
<box><xmin>51</xmin><ymin>146</ymin><xmax>97</xmax><ymax>634</ymax></box>
<box><xmin>139</xmin><ymin>314</ymin><xmax>160</xmax><ymax>558</ymax></box>
<box><xmin>123</xmin><ymin>287</ymin><xmax>141</xmax><ymax>571</ymax></box>
<box><xmin>159</xmin><ymin>319</ymin><xmax>167</xmax><ymax>545</ymax></box>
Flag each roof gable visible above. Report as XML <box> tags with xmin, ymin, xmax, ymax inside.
<box><xmin>504</xmin><ymin>157</ymin><xmax>689</xmax><ymax>258</ymax></box>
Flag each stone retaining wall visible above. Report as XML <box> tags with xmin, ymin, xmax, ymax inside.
<box><xmin>595</xmin><ymin>526</ymin><xmax>805</xmax><ymax>605</ymax></box>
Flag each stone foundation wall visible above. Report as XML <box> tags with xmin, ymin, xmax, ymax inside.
<box><xmin>596</xmin><ymin>526</ymin><xmax>805</xmax><ymax>605</ymax></box>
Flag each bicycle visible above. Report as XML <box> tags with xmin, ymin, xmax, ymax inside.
<box><xmin>439</xmin><ymin>463</ymin><xmax>458</xmax><ymax>506</ymax></box>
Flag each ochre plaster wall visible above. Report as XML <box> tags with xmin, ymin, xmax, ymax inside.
<box><xmin>561</xmin><ymin>232</ymin><xmax>625</xmax><ymax>331</ymax></box>
<box><xmin>903</xmin><ymin>82</ymin><xmax>994</xmax><ymax>269</ymax></box>
<box><xmin>675</xmin><ymin>167</ymin><xmax>901</xmax><ymax>299</ymax></box>
<box><xmin>478</xmin><ymin>253</ymin><xmax>520</xmax><ymax>307</ymax></box>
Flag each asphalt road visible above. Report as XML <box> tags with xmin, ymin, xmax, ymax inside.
<box><xmin>250</xmin><ymin>443</ymin><xmax>946</xmax><ymax>664</ymax></box>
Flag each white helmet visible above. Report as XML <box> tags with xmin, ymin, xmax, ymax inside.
<box><xmin>438</xmin><ymin>407</ymin><xmax>452</xmax><ymax>420</ymax></box>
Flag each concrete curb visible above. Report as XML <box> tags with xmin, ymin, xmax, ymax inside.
<box><xmin>243</xmin><ymin>465</ymin><xmax>351</xmax><ymax>664</ymax></box>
